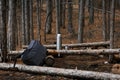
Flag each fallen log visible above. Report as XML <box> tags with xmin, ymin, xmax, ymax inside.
<box><xmin>23</xmin><ymin>41</ymin><xmax>110</xmax><ymax>49</ymax></box>
<box><xmin>48</xmin><ymin>49</ymin><xmax>120</xmax><ymax>55</ymax></box>
<box><xmin>0</xmin><ymin>63</ymin><xmax>120</xmax><ymax>80</ymax></box>
<box><xmin>9</xmin><ymin>49</ymin><xmax>120</xmax><ymax>56</ymax></box>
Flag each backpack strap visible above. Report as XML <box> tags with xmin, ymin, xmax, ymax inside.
<box><xmin>27</xmin><ymin>40</ymin><xmax>36</xmax><ymax>49</ymax></box>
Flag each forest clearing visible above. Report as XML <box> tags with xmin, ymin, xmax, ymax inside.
<box><xmin>0</xmin><ymin>0</ymin><xmax>120</xmax><ymax>80</ymax></box>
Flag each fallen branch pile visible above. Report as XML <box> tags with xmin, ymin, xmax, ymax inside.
<box><xmin>23</xmin><ymin>41</ymin><xmax>110</xmax><ymax>49</ymax></box>
<box><xmin>0</xmin><ymin>63</ymin><xmax>120</xmax><ymax>80</ymax></box>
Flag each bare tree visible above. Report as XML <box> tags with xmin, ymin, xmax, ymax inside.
<box><xmin>25</xmin><ymin>0</ymin><xmax>30</xmax><ymax>45</ymax></box>
<box><xmin>0</xmin><ymin>0</ymin><xmax>7</xmax><ymax>62</ymax></box>
<box><xmin>7</xmin><ymin>0</ymin><xmax>17</xmax><ymax>51</ymax></box>
<box><xmin>59</xmin><ymin>0</ymin><xmax>63</xmax><ymax>27</ymax></box>
<box><xmin>13</xmin><ymin>0</ymin><xmax>17</xmax><ymax>48</ymax></box>
<box><xmin>61</xmin><ymin>0</ymin><xmax>66</xmax><ymax>28</ymax></box>
<box><xmin>109</xmin><ymin>0</ymin><xmax>115</xmax><ymax>63</ymax></box>
<box><xmin>67</xmin><ymin>0</ymin><xmax>74</xmax><ymax>35</ymax></box>
<box><xmin>107</xmin><ymin>0</ymin><xmax>111</xmax><ymax>40</ymax></box>
<box><xmin>29</xmin><ymin>0</ymin><xmax>34</xmax><ymax>40</ymax></box>
<box><xmin>78</xmin><ymin>0</ymin><xmax>85</xmax><ymax>43</ymax></box>
<box><xmin>46</xmin><ymin>0</ymin><xmax>53</xmax><ymax>34</ymax></box>
<box><xmin>88</xmin><ymin>0</ymin><xmax>94</xmax><ymax>24</ymax></box>
<box><xmin>36</xmin><ymin>0</ymin><xmax>41</xmax><ymax>41</ymax></box>
<box><xmin>56</xmin><ymin>0</ymin><xmax>60</xmax><ymax>34</ymax></box>
<box><xmin>21</xmin><ymin>0</ymin><xmax>26</xmax><ymax>45</ymax></box>
<box><xmin>102</xmin><ymin>0</ymin><xmax>107</xmax><ymax>41</ymax></box>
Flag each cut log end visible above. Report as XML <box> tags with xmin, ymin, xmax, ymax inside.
<box><xmin>111</xmin><ymin>64</ymin><xmax>120</xmax><ymax>74</ymax></box>
<box><xmin>45</xmin><ymin>55</ymin><xmax>55</xmax><ymax>67</ymax></box>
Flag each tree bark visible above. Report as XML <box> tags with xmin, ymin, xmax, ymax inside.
<box><xmin>9</xmin><ymin>48</ymin><xmax>120</xmax><ymax>56</ymax></box>
<box><xmin>67</xmin><ymin>0</ymin><xmax>74</xmax><ymax>35</ymax></box>
<box><xmin>107</xmin><ymin>0</ymin><xmax>111</xmax><ymax>40</ymax></box>
<box><xmin>78</xmin><ymin>0</ymin><xmax>85</xmax><ymax>43</ymax></box>
<box><xmin>102</xmin><ymin>0</ymin><xmax>107</xmax><ymax>41</ymax></box>
<box><xmin>29</xmin><ymin>0</ymin><xmax>34</xmax><ymax>40</ymax></box>
<box><xmin>21</xmin><ymin>0</ymin><xmax>26</xmax><ymax>45</ymax></box>
<box><xmin>61</xmin><ymin>0</ymin><xmax>66</xmax><ymax>28</ymax></box>
<box><xmin>22</xmin><ymin>41</ymin><xmax>110</xmax><ymax>49</ymax></box>
<box><xmin>89</xmin><ymin>0</ymin><xmax>94</xmax><ymax>24</ymax></box>
<box><xmin>59</xmin><ymin>0</ymin><xmax>63</xmax><ymax>27</ymax></box>
<box><xmin>109</xmin><ymin>0</ymin><xmax>115</xmax><ymax>62</ymax></box>
<box><xmin>25</xmin><ymin>0</ymin><xmax>30</xmax><ymax>45</ymax></box>
<box><xmin>36</xmin><ymin>0</ymin><xmax>41</xmax><ymax>41</ymax></box>
<box><xmin>0</xmin><ymin>0</ymin><xmax>7</xmax><ymax>62</ymax></box>
<box><xmin>13</xmin><ymin>0</ymin><xmax>17</xmax><ymax>49</ymax></box>
<box><xmin>56</xmin><ymin>0</ymin><xmax>60</xmax><ymax>34</ymax></box>
<box><xmin>47</xmin><ymin>49</ymin><xmax>120</xmax><ymax>55</ymax></box>
<box><xmin>7</xmin><ymin>0</ymin><xmax>17</xmax><ymax>50</ymax></box>
<box><xmin>0</xmin><ymin>63</ymin><xmax>120</xmax><ymax>80</ymax></box>
<box><xmin>46</xmin><ymin>0</ymin><xmax>52</xmax><ymax>34</ymax></box>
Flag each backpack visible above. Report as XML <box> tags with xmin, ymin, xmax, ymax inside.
<box><xmin>15</xmin><ymin>40</ymin><xmax>47</xmax><ymax>66</ymax></box>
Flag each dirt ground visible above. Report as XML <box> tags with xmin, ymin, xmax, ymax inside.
<box><xmin>1</xmin><ymin>3</ymin><xmax>120</xmax><ymax>80</ymax></box>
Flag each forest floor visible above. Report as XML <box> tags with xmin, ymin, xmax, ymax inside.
<box><xmin>1</xmin><ymin>4</ymin><xmax>120</xmax><ymax>80</ymax></box>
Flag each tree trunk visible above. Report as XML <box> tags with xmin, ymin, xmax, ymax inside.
<box><xmin>0</xmin><ymin>63</ymin><xmax>120</xmax><ymax>80</ymax></box>
<box><xmin>0</xmin><ymin>0</ymin><xmax>7</xmax><ymax>62</ymax></box>
<box><xmin>67</xmin><ymin>0</ymin><xmax>74</xmax><ymax>35</ymax></box>
<box><xmin>36</xmin><ymin>0</ymin><xmax>41</xmax><ymax>41</ymax></box>
<box><xmin>22</xmin><ymin>41</ymin><xmax>110</xmax><ymax>49</ymax></box>
<box><xmin>7</xmin><ymin>0</ymin><xmax>17</xmax><ymax>51</ymax></box>
<box><xmin>78</xmin><ymin>0</ymin><xmax>85</xmax><ymax>43</ymax></box>
<box><xmin>47</xmin><ymin>49</ymin><xmax>120</xmax><ymax>55</ymax></box>
<box><xmin>25</xmin><ymin>0</ymin><xmax>30</xmax><ymax>45</ymax></box>
<box><xmin>13</xmin><ymin>0</ymin><xmax>17</xmax><ymax>49</ymax></box>
<box><xmin>61</xmin><ymin>0</ymin><xmax>66</xmax><ymax>28</ymax></box>
<box><xmin>56</xmin><ymin>0</ymin><xmax>60</xmax><ymax>34</ymax></box>
<box><xmin>46</xmin><ymin>0</ymin><xmax>52</xmax><ymax>34</ymax></box>
<box><xmin>89</xmin><ymin>0</ymin><xmax>94</xmax><ymax>24</ymax></box>
<box><xmin>21</xmin><ymin>0</ymin><xmax>26</xmax><ymax>45</ymax></box>
<box><xmin>107</xmin><ymin>0</ymin><xmax>111</xmax><ymax>40</ymax></box>
<box><xmin>102</xmin><ymin>0</ymin><xmax>107</xmax><ymax>41</ymax></box>
<box><xmin>109</xmin><ymin>0</ymin><xmax>115</xmax><ymax>63</ymax></box>
<box><xmin>9</xmin><ymin>48</ymin><xmax>120</xmax><ymax>56</ymax></box>
<box><xmin>29</xmin><ymin>0</ymin><xmax>34</xmax><ymax>40</ymax></box>
<box><xmin>59</xmin><ymin>0</ymin><xmax>63</xmax><ymax>27</ymax></box>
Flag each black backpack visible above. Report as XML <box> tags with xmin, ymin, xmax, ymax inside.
<box><xmin>14</xmin><ymin>40</ymin><xmax>47</xmax><ymax>66</ymax></box>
